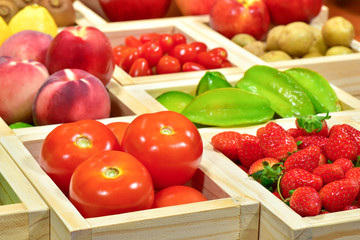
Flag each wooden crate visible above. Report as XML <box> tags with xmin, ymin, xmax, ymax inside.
<box><xmin>0</xmin><ymin>118</ymin><xmax>49</xmax><ymax>240</ymax></box>
<box><xmin>96</xmin><ymin>18</ymin><xmax>264</xmax><ymax>86</ymax></box>
<box><xmin>73</xmin><ymin>0</ymin><xmax>108</xmax><ymax>26</ymax></box>
<box><xmin>199</xmin><ymin>110</ymin><xmax>360</xmax><ymax>240</ymax></box>
<box><xmin>119</xmin><ymin>69</ymin><xmax>360</xmax><ymax>115</ymax></box>
<box><xmin>0</xmin><ymin>116</ymin><xmax>259</xmax><ymax>240</ymax></box>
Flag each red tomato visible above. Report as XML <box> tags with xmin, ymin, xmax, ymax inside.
<box><xmin>39</xmin><ymin>120</ymin><xmax>121</xmax><ymax>195</ymax></box>
<box><xmin>209</xmin><ymin>47</ymin><xmax>228</xmax><ymax>60</ymax></box>
<box><xmin>172</xmin><ymin>33</ymin><xmax>187</xmax><ymax>45</ymax></box>
<box><xmin>112</xmin><ymin>45</ymin><xmax>128</xmax><ymax>65</ymax></box>
<box><xmin>121</xmin><ymin>111</ymin><xmax>203</xmax><ymax>190</ymax></box>
<box><xmin>128</xmin><ymin>58</ymin><xmax>152</xmax><ymax>77</ymax></box>
<box><xmin>140</xmin><ymin>40</ymin><xmax>163</xmax><ymax>67</ymax></box>
<box><xmin>106</xmin><ymin>121</ymin><xmax>130</xmax><ymax>147</ymax></box>
<box><xmin>156</xmin><ymin>55</ymin><xmax>181</xmax><ymax>74</ymax></box>
<box><xmin>190</xmin><ymin>41</ymin><xmax>208</xmax><ymax>54</ymax></box>
<box><xmin>196</xmin><ymin>51</ymin><xmax>223</xmax><ymax>69</ymax></box>
<box><xmin>182</xmin><ymin>62</ymin><xmax>206</xmax><ymax>72</ymax></box>
<box><xmin>152</xmin><ymin>185</ymin><xmax>207</xmax><ymax>208</ymax></box>
<box><xmin>69</xmin><ymin>150</ymin><xmax>154</xmax><ymax>218</ymax></box>
<box><xmin>140</xmin><ymin>33</ymin><xmax>161</xmax><ymax>43</ymax></box>
<box><xmin>125</xmin><ymin>35</ymin><xmax>142</xmax><ymax>48</ymax></box>
<box><xmin>221</xmin><ymin>60</ymin><xmax>233</xmax><ymax>68</ymax></box>
<box><xmin>169</xmin><ymin>43</ymin><xmax>197</xmax><ymax>65</ymax></box>
<box><xmin>115</xmin><ymin>47</ymin><xmax>141</xmax><ymax>72</ymax></box>
<box><xmin>159</xmin><ymin>33</ymin><xmax>174</xmax><ymax>53</ymax></box>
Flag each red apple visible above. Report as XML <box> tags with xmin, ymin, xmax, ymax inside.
<box><xmin>0</xmin><ymin>56</ymin><xmax>49</xmax><ymax>124</ymax></box>
<box><xmin>209</xmin><ymin>0</ymin><xmax>271</xmax><ymax>40</ymax></box>
<box><xmin>175</xmin><ymin>0</ymin><xmax>217</xmax><ymax>15</ymax></box>
<box><xmin>0</xmin><ymin>30</ymin><xmax>53</xmax><ymax>65</ymax></box>
<box><xmin>264</xmin><ymin>0</ymin><xmax>323</xmax><ymax>25</ymax></box>
<box><xmin>98</xmin><ymin>0</ymin><xmax>171</xmax><ymax>22</ymax></box>
<box><xmin>32</xmin><ymin>69</ymin><xmax>111</xmax><ymax>126</ymax></box>
<box><xmin>45</xmin><ymin>26</ymin><xmax>115</xmax><ymax>86</ymax></box>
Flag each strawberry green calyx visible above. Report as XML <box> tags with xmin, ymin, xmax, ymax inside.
<box><xmin>296</xmin><ymin>111</ymin><xmax>331</xmax><ymax>134</ymax></box>
<box><xmin>250</xmin><ymin>161</ymin><xmax>283</xmax><ymax>191</ymax></box>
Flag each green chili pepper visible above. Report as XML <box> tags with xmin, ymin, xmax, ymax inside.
<box><xmin>284</xmin><ymin>67</ymin><xmax>342</xmax><ymax>113</ymax></box>
<box><xmin>235</xmin><ymin>65</ymin><xmax>315</xmax><ymax>118</ymax></box>
<box><xmin>195</xmin><ymin>71</ymin><xmax>232</xmax><ymax>96</ymax></box>
<box><xmin>181</xmin><ymin>88</ymin><xmax>274</xmax><ymax>127</ymax></box>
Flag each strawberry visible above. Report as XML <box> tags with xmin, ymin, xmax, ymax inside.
<box><xmin>257</xmin><ymin>122</ymin><xmax>297</xmax><ymax>160</ymax></box>
<box><xmin>345</xmin><ymin>167</ymin><xmax>360</xmax><ymax>200</ymax></box>
<box><xmin>284</xmin><ymin>145</ymin><xmax>321</xmax><ymax>173</ymax></box>
<box><xmin>342</xmin><ymin>124</ymin><xmax>360</xmax><ymax>153</ymax></box>
<box><xmin>280</xmin><ymin>168</ymin><xmax>323</xmax><ymax>199</ymax></box>
<box><xmin>287</xmin><ymin>128</ymin><xmax>304</xmax><ymax>139</ymax></box>
<box><xmin>319</xmin><ymin>178</ymin><xmax>359</xmax><ymax>212</ymax></box>
<box><xmin>211</xmin><ymin>131</ymin><xmax>241</xmax><ymax>161</ymax></box>
<box><xmin>295</xmin><ymin>135</ymin><xmax>328</xmax><ymax>156</ymax></box>
<box><xmin>333</xmin><ymin>158</ymin><xmax>354</xmax><ymax>174</ymax></box>
<box><xmin>313</xmin><ymin>164</ymin><xmax>345</xmax><ymax>185</ymax></box>
<box><xmin>318</xmin><ymin>154</ymin><xmax>327</xmax><ymax>166</ymax></box>
<box><xmin>248</xmin><ymin>157</ymin><xmax>282</xmax><ymax>191</ymax></box>
<box><xmin>295</xmin><ymin>112</ymin><xmax>330</xmax><ymax>137</ymax></box>
<box><xmin>325</xmin><ymin>125</ymin><xmax>358</xmax><ymax>161</ymax></box>
<box><xmin>289</xmin><ymin>186</ymin><xmax>322</xmax><ymax>217</ymax></box>
<box><xmin>237</xmin><ymin>134</ymin><xmax>265</xmax><ymax>168</ymax></box>
<box><xmin>343</xmin><ymin>205</ymin><xmax>359</xmax><ymax>211</ymax></box>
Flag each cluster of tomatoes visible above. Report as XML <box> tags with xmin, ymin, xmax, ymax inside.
<box><xmin>39</xmin><ymin>111</ymin><xmax>206</xmax><ymax>218</ymax></box>
<box><xmin>112</xmin><ymin>32</ymin><xmax>232</xmax><ymax>77</ymax></box>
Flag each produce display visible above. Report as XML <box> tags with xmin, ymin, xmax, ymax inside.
<box><xmin>112</xmin><ymin>32</ymin><xmax>232</xmax><ymax>77</ymax></box>
<box><xmin>156</xmin><ymin>65</ymin><xmax>341</xmax><ymax>127</ymax></box>
<box><xmin>210</xmin><ymin>113</ymin><xmax>360</xmax><ymax>217</ymax></box>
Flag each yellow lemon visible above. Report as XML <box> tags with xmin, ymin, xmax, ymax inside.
<box><xmin>8</xmin><ymin>4</ymin><xmax>58</xmax><ymax>37</ymax></box>
<box><xmin>0</xmin><ymin>17</ymin><xmax>11</xmax><ymax>46</ymax></box>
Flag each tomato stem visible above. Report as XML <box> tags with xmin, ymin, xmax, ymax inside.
<box><xmin>103</xmin><ymin>167</ymin><xmax>120</xmax><ymax>179</ymax></box>
<box><xmin>75</xmin><ymin>136</ymin><xmax>92</xmax><ymax>148</ymax></box>
<box><xmin>161</xmin><ymin>126</ymin><xmax>174</xmax><ymax>135</ymax></box>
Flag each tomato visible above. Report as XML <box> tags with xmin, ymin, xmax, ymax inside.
<box><xmin>106</xmin><ymin>121</ymin><xmax>130</xmax><ymax>147</ymax></box>
<box><xmin>190</xmin><ymin>41</ymin><xmax>208</xmax><ymax>54</ymax></box>
<box><xmin>140</xmin><ymin>40</ymin><xmax>163</xmax><ymax>67</ymax></box>
<box><xmin>121</xmin><ymin>111</ymin><xmax>203</xmax><ymax>190</ymax></box>
<box><xmin>39</xmin><ymin>119</ymin><xmax>121</xmax><ymax>195</ymax></box>
<box><xmin>159</xmin><ymin>33</ymin><xmax>174</xmax><ymax>53</ymax></box>
<box><xmin>169</xmin><ymin>43</ymin><xmax>197</xmax><ymax>65</ymax></box>
<box><xmin>196</xmin><ymin>51</ymin><xmax>223</xmax><ymax>69</ymax></box>
<box><xmin>140</xmin><ymin>33</ymin><xmax>161</xmax><ymax>43</ymax></box>
<box><xmin>128</xmin><ymin>58</ymin><xmax>152</xmax><ymax>77</ymax></box>
<box><xmin>124</xmin><ymin>35</ymin><xmax>142</xmax><ymax>48</ymax></box>
<box><xmin>209</xmin><ymin>47</ymin><xmax>228</xmax><ymax>60</ymax></box>
<box><xmin>172</xmin><ymin>33</ymin><xmax>187</xmax><ymax>45</ymax></box>
<box><xmin>152</xmin><ymin>185</ymin><xmax>207</xmax><ymax>208</ymax></box>
<box><xmin>156</xmin><ymin>55</ymin><xmax>181</xmax><ymax>74</ymax></box>
<box><xmin>69</xmin><ymin>150</ymin><xmax>154</xmax><ymax>218</ymax></box>
<box><xmin>221</xmin><ymin>60</ymin><xmax>233</xmax><ymax>68</ymax></box>
<box><xmin>182</xmin><ymin>62</ymin><xmax>206</xmax><ymax>72</ymax></box>
<box><xmin>115</xmin><ymin>46</ymin><xmax>141</xmax><ymax>72</ymax></box>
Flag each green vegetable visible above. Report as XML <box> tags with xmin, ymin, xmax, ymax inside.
<box><xmin>181</xmin><ymin>88</ymin><xmax>274</xmax><ymax>127</ymax></box>
<box><xmin>284</xmin><ymin>67</ymin><xmax>341</xmax><ymax>113</ymax></box>
<box><xmin>235</xmin><ymin>65</ymin><xmax>315</xmax><ymax>118</ymax></box>
<box><xmin>9</xmin><ymin>122</ymin><xmax>33</xmax><ymax>129</ymax></box>
<box><xmin>195</xmin><ymin>71</ymin><xmax>232</xmax><ymax>96</ymax></box>
<box><xmin>156</xmin><ymin>90</ymin><xmax>194</xmax><ymax>113</ymax></box>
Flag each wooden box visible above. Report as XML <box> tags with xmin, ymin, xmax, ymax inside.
<box><xmin>199</xmin><ymin>110</ymin><xmax>360</xmax><ymax>239</ymax></box>
<box><xmin>0</xmin><ymin>116</ymin><xmax>259</xmax><ymax>240</ymax></box>
<box><xmin>0</xmin><ymin>118</ymin><xmax>49</xmax><ymax>240</ymax></box>
<box><xmin>119</xmin><ymin>69</ymin><xmax>360</xmax><ymax>115</ymax></box>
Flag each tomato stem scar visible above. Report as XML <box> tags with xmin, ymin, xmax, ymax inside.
<box><xmin>103</xmin><ymin>167</ymin><xmax>120</xmax><ymax>179</ymax></box>
<box><xmin>75</xmin><ymin>136</ymin><xmax>92</xmax><ymax>148</ymax></box>
<box><xmin>160</xmin><ymin>126</ymin><xmax>174</xmax><ymax>135</ymax></box>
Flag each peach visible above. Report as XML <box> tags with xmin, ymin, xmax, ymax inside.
<box><xmin>0</xmin><ymin>30</ymin><xmax>53</xmax><ymax>65</ymax></box>
<box><xmin>0</xmin><ymin>56</ymin><xmax>49</xmax><ymax>124</ymax></box>
<box><xmin>33</xmin><ymin>69</ymin><xmax>111</xmax><ymax>126</ymax></box>
<box><xmin>45</xmin><ymin>26</ymin><xmax>115</xmax><ymax>86</ymax></box>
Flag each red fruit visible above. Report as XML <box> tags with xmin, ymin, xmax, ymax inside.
<box><xmin>319</xmin><ymin>178</ymin><xmax>359</xmax><ymax>212</ymax></box>
<box><xmin>248</xmin><ymin>157</ymin><xmax>279</xmax><ymax>175</ymax></box>
<box><xmin>313</xmin><ymin>164</ymin><xmax>345</xmax><ymax>185</ymax></box>
<box><xmin>343</xmin><ymin>205</ymin><xmax>359</xmax><ymax>211</ymax></box>
<box><xmin>248</xmin><ymin>157</ymin><xmax>282</xmax><ymax>190</ymax></box>
<box><xmin>140</xmin><ymin>40</ymin><xmax>163</xmax><ymax>68</ymax></box>
<box><xmin>284</xmin><ymin>145</ymin><xmax>321</xmax><ymax>173</ymax></box>
<box><xmin>342</xmin><ymin>124</ymin><xmax>360</xmax><ymax>154</ymax></box>
<box><xmin>280</xmin><ymin>168</ymin><xmax>323</xmax><ymax>199</ymax></box>
<box><xmin>325</xmin><ymin>125</ymin><xmax>358</xmax><ymax>161</ymax></box>
<box><xmin>290</xmin><ymin>186</ymin><xmax>322</xmax><ymax>217</ymax></box>
<box><xmin>211</xmin><ymin>131</ymin><xmax>241</xmax><ymax>161</ymax></box>
<box><xmin>295</xmin><ymin>135</ymin><xmax>328</xmax><ymax>156</ymax></box>
<box><xmin>237</xmin><ymin>134</ymin><xmax>265</xmax><ymax>168</ymax></box>
<box><xmin>318</xmin><ymin>154</ymin><xmax>327</xmax><ymax>166</ymax></box>
<box><xmin>128</xmin><ymin>58</ymin><xmax>152</xmax><ymax>77</ymax></box>
<box><xmin>287</xmin><ymin>128</ymin><xmax>304</xmax><ymax>139</ymax></box>
<box><xmin>345</xmin><ymin>167</ymin><xmax>360</xmax><ymax>200</ymax></box>
<box><xmin>273</xmin><ymin>190</ymin><xmax>281</xmax><ymax>200</ymax></box>
<box><xmin>256</xmin><ymin>122</ymin><xmax>298</xmax><ymax>160</ymax></box>
<box><xmin>333</xmin><ymin>158</ymin><xmax>354</xmax><ymax>174</ymax></box>
<box><xmin>295</xmin><ymin>113</ymin><xmax>330</xmax><ymax>137</ymax></box>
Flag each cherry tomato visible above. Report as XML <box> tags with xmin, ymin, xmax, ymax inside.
<box><xmin>69</xmin><ymin>150</ymin><xmax>154</xmax><ymax>218</ymax></box>
<box><xmin>39</xmin><ymin>119</ymin><xmax>121</xmax><ymax>195</ymax></box>
<box><xmin>221</xmin><ymin>60</ymin><xmax>233</xmax><ymax>68</ymax></box>
<box><xmin>209</xmin><ymin>47</ymin><xmax>228</xmax><ymax>60</ymax></box>
<box><xmin>172</xmin><ymin>33</ymin><xmax>187</xmax><ymax>46</ymax></box>
<box><xmin>156</xmin><ymin>55</ymin><xmax>181</xmax><ymax>74</ymax></box>
<box><xmin>152</xmin><ymin>185</ymin><xmax>207</xmax><ymax>208</ymax></box>
<box><xmin>182</xmin><ymin>62</ymin><xmax>206</xmax><ymax>72</ymax></box>
<box><xmin>121</xmin><ymin>111</ymin><xmax>203</xmax><ymax>190</ymax></box>
<box><xmin>140</xmin><ymin>33</ymin><xmax>160</xmax><ymax>43</ymax></box>
<box><xmin>112</xmin><ymin>45</ymin><xmax>128</xmax><ymax>65</ymax></box>
<box><xmin>140</xmin><ymin>40</ymin><xmax>163</xmax><ymax>67</ymax></box>
<box><xmin>190</xmin><ymin>42</ymin><xmax>208</xmax><ymax>54</ymax></box>
<box><xmin>169</xmin><ymin>43</ymin><xmax>197</xmax><ymax>65</ymax></box>
<box><xmin>196</xmin><ymin>51</ymin><xmax>223</xmax><ymax>69</ymax></box>
<box><xmin>159</xmin><ymin>33</ymin><xmax>174</xmax><ymax>53</ymax></box>
<box><xmin>125</xmin><ymin>35</ymin><xmax>142</xmax><ymax>48</ymax></box>
<box><xmin>106</xmin><ymin>121</ymin><xmax>130</xmax><ymax>147</ymax></box>
<box><xmin>115</xmin><ymin>47</ymin><xmax>141</xmax><ymax>72</ymax></box>
<box><xmin>128</xmin><ymin>58</ymin><xmax>152</xmax><ymax>77</ymax></box>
